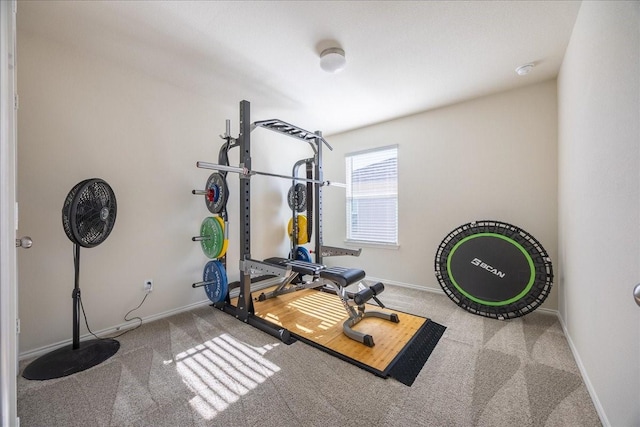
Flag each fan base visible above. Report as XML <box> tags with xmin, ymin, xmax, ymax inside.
<box><xmin>22</xmin><ymin>338</ymin><xmax>120</xmax><ymax>380</ymax></box>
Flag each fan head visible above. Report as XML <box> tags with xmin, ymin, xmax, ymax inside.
<box><xmin>62</xmin><ymin>178</ymin><xmax>117</xmax><ymax>248</ymax></box>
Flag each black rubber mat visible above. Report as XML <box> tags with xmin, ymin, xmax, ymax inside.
<box><xmin>386</xmin><ymin>319</ymin><xmax>447</xmax><ymax>386</ymax></box>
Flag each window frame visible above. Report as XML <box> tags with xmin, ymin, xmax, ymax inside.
<box><xmin>344</xmin><ymin>145</ymin><xmax>399</xmax><ymax>247</ymax></box>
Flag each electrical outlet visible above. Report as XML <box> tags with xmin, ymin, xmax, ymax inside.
<box><xmin>144</xmin><ymin>279</ymin><xmax>153</xmax><ymax>293</ymax></box>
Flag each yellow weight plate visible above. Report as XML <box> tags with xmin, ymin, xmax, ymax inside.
<box><xmin>287</xmin><ymin>215</ymin><xmax>308</xmax><ymax>245</ymax></box>
<box><xmin>214</xmin><ymin>216</ymin><xmax>225</xmax><ymax>232</ymax></box>
<box><xmin>218</xmin><ymin>239</ymin><xmax>229</xmax><ymax>259</ymax></box>
<box><xmin>213</xmin><ymin>216</ymin><xmax>228</xmax><ymax>258</ymax></box>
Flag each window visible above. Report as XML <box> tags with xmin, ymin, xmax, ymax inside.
<box><xmin>345</xmin><ymin>145</ymin><xmax>398</xmax><ymax>245</ymax></box>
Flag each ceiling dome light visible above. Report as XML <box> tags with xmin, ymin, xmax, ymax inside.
<box><xmin>515</xmin><ymin>63</ymin><xmax>535</xmax><ymax>76</ymax></box>
<box><xmin>320</xmin><ymin>47</ymin><xmax>346</xmax><ymax>73</ymax></box>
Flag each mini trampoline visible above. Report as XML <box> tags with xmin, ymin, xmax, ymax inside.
<box><xmin>434</xmin><ymin>220</ymin><xmax>553</xmax><ymax>319</ymax></box>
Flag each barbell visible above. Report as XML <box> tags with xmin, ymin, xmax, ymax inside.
<box><xmin>196</xmin><ymin>161</ymin><xmax>345</xmax><ymax>187</ymax></box>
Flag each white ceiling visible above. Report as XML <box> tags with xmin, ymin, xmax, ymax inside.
<box><xmin>17</xmin><ymin>0</ymin><xmax>581</xmax><ymax>135</ymax></box>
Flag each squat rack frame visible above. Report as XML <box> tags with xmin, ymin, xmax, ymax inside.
<box><xmin>197</xmin><ymin>100</ymin><xmax>359</xmax><ymax>342</ymax></box>
<box><xmin>229</xmin><ymin>100</ymin><xmax>293</xmax><ymax>341</ymax></box>
<box><xmin>197</xmin><ymin>100</ymin><xmax>326</xmax><ymax>342</ymax></box>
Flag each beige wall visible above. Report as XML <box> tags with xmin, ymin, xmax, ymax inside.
<box><xmin>558</xmin><ymin>1</ymin><xmax>639</xmax><ymax>425</ymax></box>
<box><xmin>15</xmin><ymin>3</ymin><xmax>640</xmax><ymax>425</ymax></box>
<box><xmin>17</xmin><ymin>31</ymin><xmax>560</xmax><ymax>354</ymax></box>
<box><xmin>322</xmin><ymin>80</ymin><xmax>558</xmax><ymax>311</ymax></box>
<box><xmin>17</xmin><ymin>22</ymin><xmax>560</xmax><ymax>355</ymax></box>
<box><xmin>16</xmin><ymin>31</ymin><xmax>309</xmax><ymax>354</ymax></box>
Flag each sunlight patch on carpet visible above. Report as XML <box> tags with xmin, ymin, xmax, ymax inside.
<box><xmin>172</xmin><ymin>333</ymin><xmax>280</xmax><ymax>420</ymax></box>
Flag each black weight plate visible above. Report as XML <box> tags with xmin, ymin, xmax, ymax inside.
<box><xmin>287</xmin><ymin>183</ymin><xmax>307</xmax><ymax>212</ymax></box>
<box><xmin>205</xmin><ymin>173</ymin><xmax>228</xmax><ymax>214</ymax></box>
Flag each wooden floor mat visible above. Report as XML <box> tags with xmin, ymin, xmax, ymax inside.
<box><xmin>249</xmin><ymin>287</ymin><xmax>428</xmax><ymax>373</ymax></box>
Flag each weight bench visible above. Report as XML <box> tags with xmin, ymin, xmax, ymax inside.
<box><xmin>260</xmin><ymin>258</ymin><xmax>400</xmax><ymax>347</ymax></box>
<box><xmin>256</xmin><ymin>258</ymin><xmax>326</xmax><ymax>300</ymax></box>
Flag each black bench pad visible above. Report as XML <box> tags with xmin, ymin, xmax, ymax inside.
<box><xmin>263</xmin><ymin>257</ymin><xmax>325</xmax><ymax>276</ymax></box>
<box><xmin>320</xmin><ymin>267</ymin><xmax>365</xmax><ymax>288</ymax></box>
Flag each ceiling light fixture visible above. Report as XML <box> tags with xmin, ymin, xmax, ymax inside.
<box><xmin>320</xmin><ymin>47</ymin><xmax>346</xmax><ymax>73</ymax></box>
<box><xmin>515</xmin><ymin>63</ymin><xmax>535</xmax><ymax>76</ymax></box>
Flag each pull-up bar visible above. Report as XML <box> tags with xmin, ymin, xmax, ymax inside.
<box><xmin>252</xmin><ymin>119</ymin><xmax>333</xmax><ymax>151</ymax></box>
<box><xmin>196</xmin><ymin>161</ymin><xmax>345</xmax><ymax>187</ymax></box>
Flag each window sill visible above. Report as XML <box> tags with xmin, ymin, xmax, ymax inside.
<box><xmin>344</xmin><ymin>239</ymin><xmax>400</xmax><ymax>250</ymax></box>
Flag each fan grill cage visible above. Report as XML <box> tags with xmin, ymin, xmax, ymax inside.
<box><xmin>62</xmin><ymin>178</ymin><xmax>117</xmax><ymax>248</ymax></box>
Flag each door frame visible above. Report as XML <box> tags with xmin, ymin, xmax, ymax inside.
<box><xmin>0</xmin><ymin>0</ymin><xmax>18</xmax><ymax>424</ymax></box>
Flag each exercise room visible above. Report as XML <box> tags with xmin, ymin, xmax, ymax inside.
<box><xmin>1</xmin><ymin>1</ymin><xmax>638</xmax><ymax>426</ymax></box>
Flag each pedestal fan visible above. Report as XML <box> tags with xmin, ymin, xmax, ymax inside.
<box><xmin>23</xmin><ymin>178</ymin><xmax>119</xmax><ymax>380</ymax></box>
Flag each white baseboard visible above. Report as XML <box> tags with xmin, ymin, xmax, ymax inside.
<box><xmin>19</xmin><ymin>275</ymin><xmax>307</xmax><ymax>362</ymax></box>
<box><xmin>556</xmin><ymin>315</ymin><xmax>609</xmax><ymax>426</ymax></box>
<box><xmin>19</xmin><ymin>299</ymin><xmax>213</xmax><ymax>361</ymax></box>
<box><xmin>20</xmin><ymin>277</ymin><xmax>562</xmax><ymax>369</ymax></box>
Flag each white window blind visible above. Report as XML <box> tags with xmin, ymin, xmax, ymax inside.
<box><xmin>345</xmin><ymin>145</ymin><xmax>398</xmax><ymax>245</ymax></box>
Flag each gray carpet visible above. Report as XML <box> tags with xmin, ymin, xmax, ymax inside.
<box><xmin>17</xmin><ymin>286</ymin><xmax>602</xmax><ymax>426</ymax></box>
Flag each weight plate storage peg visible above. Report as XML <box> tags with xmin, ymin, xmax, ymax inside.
<box><xmin>194</xmin><ymin>217</ymin><xmax>224</xmax><ymax>259</ymax></box>
<box><xmin>287</xmin><ymin>183</ymin><xmax>307</xmax><ymax>212</ymax></box>
<box><xmin>203</xmin><ymin>260</ymin><xmax>228</xmax><ymax>303</ymax></box>
<box><xmin>204</xmin><ymin>173</ymin><xmax>228</xmax><ymax>214</ymax></box>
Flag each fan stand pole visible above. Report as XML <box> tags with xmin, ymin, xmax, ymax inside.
<box><xmin>72</xmin><ymin>243</ymin><xmax>81</xmax><ymax>350</ymax></box>
<box><xmin>21</xmin><ymin>244</ymin><xmax>120</xmax><ymax>381</ymax></box>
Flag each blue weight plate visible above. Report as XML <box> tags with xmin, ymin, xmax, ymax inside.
<box><xmin>295</xmin><ymin>246</ymin><xmax>312</xmax><ymax>263</ymax></box>
<box><xmin>203</xmin><ymin>260</ymin><xmax>228</xmax><ymax>303</ymax></box>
